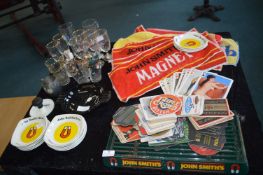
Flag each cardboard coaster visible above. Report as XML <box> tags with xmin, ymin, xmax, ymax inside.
<box><xmin>150</xmin><ymin>94</ymin><xmax>182</xmax><ymax>115</ymax></box>
<box><xmin>189</xmin><ymin>144</ymin><xmax>219</xmax><ymax>156</ymax></box>
<box><xmin>188</xmin><ymin>121</ymin><xmax>226</xmax><ymax>155</ymax></box>
<box><xmin>44</xmin><ymin>114</ymin><xmax>87</xmax><ymax>151</ymax></box>
<box><xmin>113</xmin><ymin>105</ymin><xmax>138</xmax><ymax>126</ymax></box>
<box><xmin>11</xmin><ymin>117</ymin><xmax>49</xmax><ymax>151</ymax></box>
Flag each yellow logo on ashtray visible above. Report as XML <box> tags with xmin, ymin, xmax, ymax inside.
<box><xmin>54</xmin><ymin>122</ymin><xmax>78</xmax><ymax>143</ymax></box>
<box><xmin>180</xmin><ymin>38</ymin><xmax>201</xmax><ymax>49</ymax></box>
<box><xmin>21</xmin><ymin>122</ymin><xmax>43</xmax><ymax>143</ymax></box>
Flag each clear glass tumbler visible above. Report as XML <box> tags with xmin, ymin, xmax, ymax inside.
<box><xmin>58</xmin><ymin>22</ymin><xmax>74</xmax><ymax>43</ymax></box>
<box><xmin>65</xmin><ymin>59</ymin><xmax>90</xmax><ymax>84</ymax></box>
<box><xmin>46</xmin><ymin>40</ymin><xmax>61</xmax><ymax>58</ymax></box>
<box><xmin>41</xmin><ymin>75</ymin><xmax>62</xmax><ymax>96</ymax></box>
<box><xmin>45</xmin><ymin>58</ymin><xmax>70</xmax><ymax>86</ymax></box>
<box><xmin>89</xmin><ymin>60</ymin><xmax>104</xmax><ymax>83</ymax></box>
<box><xmin>96</xmin><ymin>28</ymin><xmax>112</xmax><ymax>62</ymax></box>
<box><xmin>82</xmin><ymin>18</ymin><xmax>99</xmax><ymax>32</ymax></box>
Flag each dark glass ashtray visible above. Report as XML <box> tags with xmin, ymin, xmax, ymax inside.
<box><xmin>57</xmin><ymin>84</ymin><xmax>111</xmax><ymax>114</ymax></box>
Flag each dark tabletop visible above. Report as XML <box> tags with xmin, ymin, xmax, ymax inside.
<box><xmin>1</xmin><ymin>33</ymin><xmax>263</xmax><ymax>175</ymax></box>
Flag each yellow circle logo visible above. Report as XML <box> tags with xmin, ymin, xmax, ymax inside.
<box><xmin>179</xmin><ymin>38</ymin><xmax>201</xmax><ymax>49</ymax></box>
<box><xmin>21</xmin><ymin>122</ymin><xmax>43</xmax><ymax>143</ymax></box>
<box><xmin>54</xmin><ymin>122</ymin><xmax>78</xmax><ymax>143</ymax></box>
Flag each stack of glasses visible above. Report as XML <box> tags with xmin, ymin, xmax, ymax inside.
<box><xmin>44</xmin><ymin>19</ymin><xmax>111</xmax><ymax>89</ymax></box>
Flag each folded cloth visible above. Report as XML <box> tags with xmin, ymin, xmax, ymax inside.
<box><xmin>109</xmin><ymin>33</ymin><xmax>227</xmax><ymax>102</ymax></box>
<box><xmin>112</xmin><ymin>35</ymin><xmax>172</xmax><ymax>68</ymax></box>
<box><xmin>135</xmin><ymin>25</ymin><xmax>238</xmax><ymax>66</ymax></box>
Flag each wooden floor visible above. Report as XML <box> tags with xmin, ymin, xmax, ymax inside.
<box><xmin>0</xmin><ymin>96</ymin><xmax>35</xmax><ymax>156</ymax></box>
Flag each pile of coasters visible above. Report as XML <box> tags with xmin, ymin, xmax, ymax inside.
<box><xmin>44</xmin><ymin>114</ymin><xmax>87</xmax><ymax>151</ymax></box>
<box><xmin>136</xmin><ymin>94</ymin><xmax>203</xmax><ymax>139</ymax></box>
<box><xmin>188</xmin><ymin>99</ymin><xmax>234</xmax><ymax>130</ymax></box>
<box><xmin>11</xmin><ymin>117</ymin><xmax>50</xmax><ymax>151</ymax></box>
<box><xmin>110</xmin><ymin>97</ymin><xmax>233</xmax><ymax>154</ymax></box>
<box><xmin>111</xmin><ymin>105</ymin><xmax>140</xmax><ymax>143</ymax></box>
<box><xmin>11</xmin><ymin>114</ymin><xmax>87</xmax><ymax>151</ymax></box>
<box><xmin>110</xmin><ymin>94</ymin><xmax>203</xmax><ymax>148</ymax></box>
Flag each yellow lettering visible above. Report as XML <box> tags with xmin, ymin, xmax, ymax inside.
<box><xmin>181</xmin><ymin>163</ymin><xmax>198</xmax><ymax>170</ymax></box>
<box><xmin>122</xmin><ymin>160</ymin><xmax>137</xmax><ymax>166</ymax></box>
<box><xmin>137</xmin><ymin>161</ymin><xmax>161</xmax><ymax>167</ymax></box>
<box><xmin>181</xmin><ymin>163</ymin><xmax>225</xmax><ymax>171</ymax></box>
<box><xmin>198</xmin><ymin>164</ymin><xmax>225</xmax><ymax>171</ymax></box>
<box><xmin>214</xmin><ymin>138</ymin><xmax>219</xmax><ymax>146</ymax></box>
<box><xmin>122</xmin><ymin>160</ymin><xmax>161</xmax><ymax>168</ymax></box>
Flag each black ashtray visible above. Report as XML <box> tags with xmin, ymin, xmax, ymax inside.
<box><xmin>57</xmin><ymin>84</ymin><xmax>111</xmax><ymax>114</ymax></box>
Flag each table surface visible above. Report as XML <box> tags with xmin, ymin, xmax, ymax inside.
<box><xmin>0</xmin><ymin>96</ymin><xmax>35</xmax><ymax>156</ymax></box>
<box><xmin>1</xmin><ymin>33</ymin><xmax>263</xmax><ymax>175</ymax></box>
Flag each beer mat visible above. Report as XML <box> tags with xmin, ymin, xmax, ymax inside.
<box><xmin>149</xmin><ymin>118</ymin><xmax>189</xmax><ymax>149</ymax></box>
<box><xmin>181</xmin><ymin>95</ymin><xmax>205</xmax><ymax>116</ymax></box>
<box><xmin>136</xmin><ymin>112</ymin><xmax>174</xmax><ymax>143</ymax></box>
<box><xmin>111</xmin><ymin>121</ymin><xmax>140</xmax><ymax>143</ymax></box>
<box><xmin>135</xmin><ymin>108</ymin><xmax>175</xmax><ymax>135</ymax></box>
<box><xmin>189</xmin><ymin>144</ymin><xmax>219</xmax><ymax>156</ymax></box>
<box><xmin>112</xmin><ymin>105</ymin><xmax>138</xmax><ymax>126</ymax></box>
<box><xmin>149</xmin><ymin>94</ymin><xmax>183</xmax><ymax>115</ymax></box>
<box><xmin>197</xmin><ymin>123</ymin><xmax>228</xmax><ymax>136</ymax></box>
<box><xmin>189</xmin><ymin>113</ymin><xmax>233</xmax><ymax>130</ymax></box>
<box><xmin>201</xmin><ymin>99</ymin><xmax>231</xmax><ymax>117</ymax></box>
<box><xmin>139</xmin><ymin>96</ymin><xmax>178</xmax><ymax>122</ymax></box>
<box><xmin>188</xmin><ymin>122</ymin><xmax>226</xmax><ymax>150</ymax></box>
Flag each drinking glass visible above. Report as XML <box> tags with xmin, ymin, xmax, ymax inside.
<box><xmin>46</xmin><ymin>40</ymin><xmax>61</xmax><ymax>58</ymax></box>
<box><xmin>82</xmin><ymin>18</ymin><xmax>99</xmax><ymax>32</ymax></box>
<box><xmin>69</xmin><ymin>29</ymin><xmax>92</xmax><ymax>60</ymax></box>
<box><xmin>65</xmin><ymin>60</ymin><xmax>90</xmax><ymax>84</ymax></box>
<box><xmin>55</xmin><ymin>55</ymin><xmax>66</xmax><ymax>67</ymax></box>
<box><xmin>45</xmin><ymin>58</ymin><xmax>70</xmax><ymax>86</ymax></box>
<box><xmin>89</xmin><ymin>60</ymin><xmax>104</xmax><ymax>83</ymax></box>
<box><xmin>83</xmin><ymin>29</ymin><xmax>102</xmax><ymax>60</ymax></box>
<box><xmin>69</xmin><ymin>36</ymin><xmax>85</xmax><ymax>60</ymax></box>
<box><xmin>41</xmin><ymin>74</ymin><xmax>62</xmax><ymax>96</ymax></box>
<box><xmin>76</xmin><ymin>58</ymin><xmax>91</xmax><ymax>79</ymax></box>
<box><xmin>58</xmin><ymin>22</ymin><xmax>74</xmax><ymax>43</ymax></box>
<box><xmin>52</xmin><ymin>33</ymin><xmax>62</xmax><ymax>41</ymax></box>
<box><xmin>54</xmin><ymin>35</ymin><xmax>74</xmax><ymax>60</ymax></box>
<box><xmin>96</xmin><ymin>28</ymin><xmax>111</xmax><ymax>62</ymax></box>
